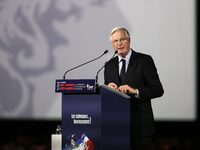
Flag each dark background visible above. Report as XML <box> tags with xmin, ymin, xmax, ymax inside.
<box><xmin>0</xmin><ymin>108</ymin><xmax>199</xmax><ymax>150</ymax></box>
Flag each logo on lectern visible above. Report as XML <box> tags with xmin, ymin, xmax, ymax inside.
<box><xmin>64</xmin><ymin>133</ymin><xmax>94</xmax><ymax>150</ymax></box>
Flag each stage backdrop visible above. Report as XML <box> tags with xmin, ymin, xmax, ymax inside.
<box><xmin>0</xmin><ymin>0</ymin><xmax>196</xmax><ymax>121</ymax></box>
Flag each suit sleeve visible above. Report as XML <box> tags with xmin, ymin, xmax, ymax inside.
<box><xmin>137</xmin><ymin>56</ymin><xmax>164</xmax><ymax>100</ymax></box>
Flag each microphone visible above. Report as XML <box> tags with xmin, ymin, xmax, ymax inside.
<box><xmin>63</xmin><ymin>50</ymin><xmax>108</xmax><ymax>79</ymax></box>
<box><xmin>95</xmin><ymin>50</ymin><xmax>118</xmax><ymax>85</ymax></box>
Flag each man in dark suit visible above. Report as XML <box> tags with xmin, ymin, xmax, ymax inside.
<box><xmin>104</xmin><ymin>27</ymin><xmax>164</xmax><ymax>150</ymax></box>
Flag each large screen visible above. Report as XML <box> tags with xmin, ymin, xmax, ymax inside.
<box><xmin>0</xmin><ymin>0</ymin><xmax>196</xmax><ymax>121</ymax></box>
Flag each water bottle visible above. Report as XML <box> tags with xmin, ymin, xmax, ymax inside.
<box><xmin>55</xmin><ymin>125</ymin><xmax>62</xmax><ymax>134</ymax></box>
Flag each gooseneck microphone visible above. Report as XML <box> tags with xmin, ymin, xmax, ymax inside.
<box><xmin>63</xmin><ymin>50</ymin><xmax>108</xmax><ymax>79</ymax></box>
<box><xmin>95</xmin><ymin>50</ymin><xmax>118</xmax><ymax>85</ymax></box>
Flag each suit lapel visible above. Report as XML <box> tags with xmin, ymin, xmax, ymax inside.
<box><xmin>114</xmin><ymin>57</ymin><xmax>121</xmax><ymax>85</ymax></box>
<box><xmin>124</xmin><ymin>50</ymin><xmax>137</xmax><ymax>83</ymax></box>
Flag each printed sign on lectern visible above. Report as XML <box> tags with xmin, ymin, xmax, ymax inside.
<box><xmin>55</xmin><ymin>79</ymin><xmax>96</xmax><ymax>94</ymax></box>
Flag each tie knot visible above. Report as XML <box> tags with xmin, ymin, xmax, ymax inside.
<box><xmin>121</xmin><ymin>59</ymin><xmax>126</xmax><ymax>64</ymax></box>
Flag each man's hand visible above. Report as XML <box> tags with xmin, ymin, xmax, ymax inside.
<box><xmin>118</xmin><ymin>84</ymin><xmax>137</xmax><ymax>95</ymax></box>
<box><xmin>107</xmin><ymin>82</ymin><xmax>118</xmax><ymax>90</ymax></box>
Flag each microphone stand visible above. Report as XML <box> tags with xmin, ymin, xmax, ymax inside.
<box><xmin>95</xmin><ymin>50</ymin><xmax>118</xmax><ymax>90</ymax></box>
<box><xmin>63</xmin><ymin>50</ymin><xmax>108</xmax><ymax>79</ymax></box>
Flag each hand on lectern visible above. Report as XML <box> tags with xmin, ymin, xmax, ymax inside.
<box><xmin>118</xmin><ymin>84</ymin><xmax>137</xmax><ymax>95</ymax></box>
<box><xmin>107</xmin><ymin>82</ymin><xmax>118</xmax><ymax>90</ymax></box>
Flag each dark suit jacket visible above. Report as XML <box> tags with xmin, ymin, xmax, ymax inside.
<box><xmin>104</xmin><ymin>50</ymin><xmax>164</xmax><ymax>138</ymax></box>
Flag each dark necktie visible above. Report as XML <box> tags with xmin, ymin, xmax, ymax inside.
<box><xmin>120</xmin><ymin>59</ymin><xmax>126</xmax><ymax>84</ymax></box>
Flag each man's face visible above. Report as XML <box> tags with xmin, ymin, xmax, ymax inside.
<box><xmin>111</xmin><ymin>30</ymin><xmax>130</xmax><ymax>57</ymax></box>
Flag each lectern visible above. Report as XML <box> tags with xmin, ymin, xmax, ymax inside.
<box><xmin>55</xmin><ymin>79</ymin><xmax>131</xmax><ymax>150</ymax></box>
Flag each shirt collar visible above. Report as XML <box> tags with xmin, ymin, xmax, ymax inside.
<box><xmin>118</xmin><ymin>49</ymin><xmax>132</xmax><ymax>64</ymax></box>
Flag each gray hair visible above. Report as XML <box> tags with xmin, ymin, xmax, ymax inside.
<box><xmin>109</xmin><ymin>27</ymin><xmax>130</xmax><ymax>41</ymax></box>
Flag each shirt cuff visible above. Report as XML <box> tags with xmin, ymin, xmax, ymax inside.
<box><xmin>135</xmin><ymin>89</ymin><xmax>139</xmax><ymax>98</ymax></box>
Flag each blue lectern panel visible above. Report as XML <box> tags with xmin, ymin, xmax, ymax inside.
<box><xmin>62</xmin><ymin>94</ymin><xmax>101</xmax><ymax>149</ymax></box>
<box><xmin>100</xmin><ymin>86</ymin><xmax>131</xmax><ymax>149</ymax></box>
<box><xmin>61</xmin><ymin>85</ymin><xmax>131</xmax><ymax>150</ymax></box>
